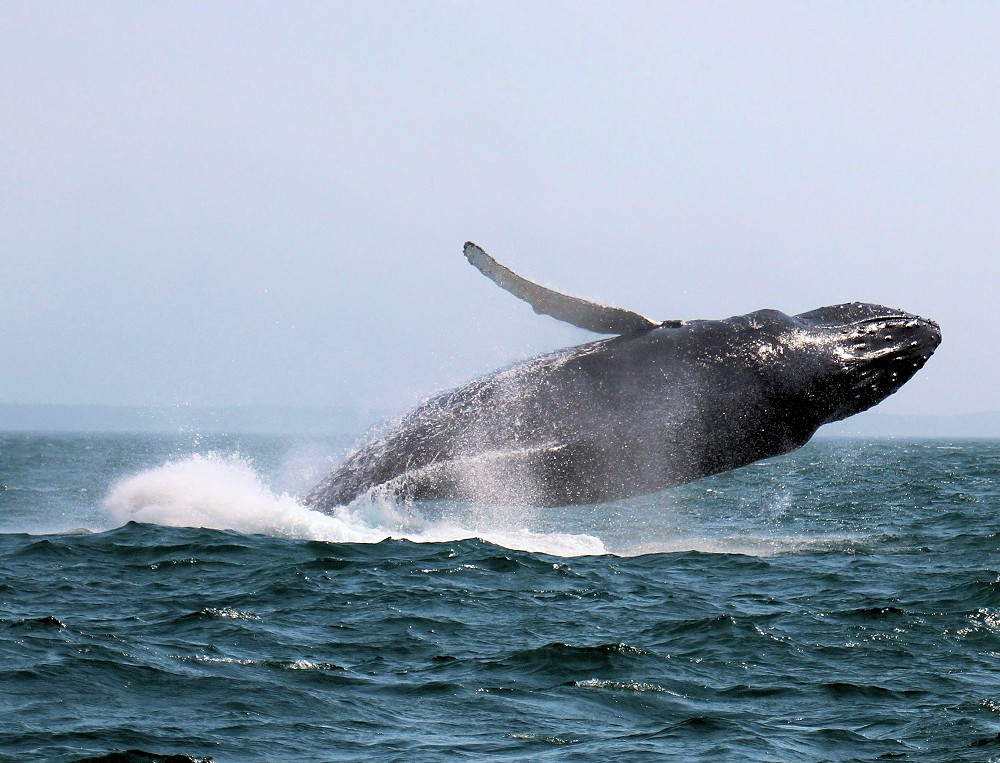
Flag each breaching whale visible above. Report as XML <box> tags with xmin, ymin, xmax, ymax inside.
<box><xmin>306</xmin><ymin>243</ymin><xmax>941</xmax><ymax>509</ymax></box>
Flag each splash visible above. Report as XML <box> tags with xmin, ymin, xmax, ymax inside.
<box><xmin>103</xmin><ymin>453</ymin><xmax>607</xmax><ymax>557</ymax></box>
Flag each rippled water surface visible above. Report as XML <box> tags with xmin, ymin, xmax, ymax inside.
<box><xmin>1</xmin><ymin>433</ymin><xmax>998</xmax><ymax>761</ymax></box>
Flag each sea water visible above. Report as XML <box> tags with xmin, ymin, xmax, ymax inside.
<box><xmin>1</xmin><ymin>432</ymin><xmax>998</xmax><ymax>762</ymax></box>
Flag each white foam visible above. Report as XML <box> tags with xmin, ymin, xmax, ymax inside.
<box><xmin>102</xmin><ymin>453</ymin><xmax>606</xmax><ymax>557</ymax></box>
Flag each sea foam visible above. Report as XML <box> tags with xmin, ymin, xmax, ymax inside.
<box><xmin>103</xmin><ymin>452</ymin><xmax>607</xmax><ymax>557</ymax></box>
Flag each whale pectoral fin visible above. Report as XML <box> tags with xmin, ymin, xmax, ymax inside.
<box><xmin>464</xmin><ymin>242</ymin><xmax>662</xmax><ymax>335</ymax></box>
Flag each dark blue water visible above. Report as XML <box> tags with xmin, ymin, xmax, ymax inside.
<box><xmin>1</xmin><ymin>432</ymin><xmax>998</xmax><ymax>761</ymax></box>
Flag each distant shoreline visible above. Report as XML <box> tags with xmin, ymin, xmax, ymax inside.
<box><xmin>2</xmin><ymin>403</ymin><xmax>998</xmax><ymax>439</ymax></box>
<box><xmin>0</xmin><ymin>403</ymin><xmax>390</xmax><ymax>437</ymax></box>
<box><xmin>819</xmin><ymin>411</ymin><xmax>1000</xmax><ymax>439</ymax></box>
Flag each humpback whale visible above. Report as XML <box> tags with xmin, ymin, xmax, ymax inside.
<box><xmin>306</xmin><ymin>243</ymin><xmax>941</xmax><ymax>509</ymax></box>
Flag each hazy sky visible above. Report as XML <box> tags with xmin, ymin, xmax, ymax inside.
<box><xmin>2</xmin><ymin>2</ymin><xmax>998</xmax><ymax>416</ymax></box>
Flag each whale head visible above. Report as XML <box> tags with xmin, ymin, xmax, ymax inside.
<box><xmin>789</xmin><ymin>302</ymin><xmax>942</xmax><ymax>424</ymax></box>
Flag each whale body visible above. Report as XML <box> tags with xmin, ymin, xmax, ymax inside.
<box><xmin>305</xmin><ymin>244</ymin><xmax>940</xmax><ymax>509</ymax></box>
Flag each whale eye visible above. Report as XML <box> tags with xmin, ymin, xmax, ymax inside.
<box><xmin>884</xmin><ymin>335</ymin><xmax>893</xmax><ymax>341</ymax></box>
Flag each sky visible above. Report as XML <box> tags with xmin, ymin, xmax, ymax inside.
<box><xmin>2</xmin><ymin>2</ymin><xmax>998</xmax><ymax>418</ymax></box>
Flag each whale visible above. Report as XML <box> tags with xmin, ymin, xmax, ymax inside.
<box><xmin>305</xmin><ymin>243</ymin><xmax>941</xmax><ymax>509</ymax></box>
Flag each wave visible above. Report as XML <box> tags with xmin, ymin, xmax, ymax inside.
<box><xmin>102</xmin><ymin>453</ymin><xmax>607</xmax><ymax>557</ymax></box>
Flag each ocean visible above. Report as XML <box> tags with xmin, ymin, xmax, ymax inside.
<box><xmin>1</xmin><ymin>432</ymin><xmax>998</xmax><ymax>762</ymax></box>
